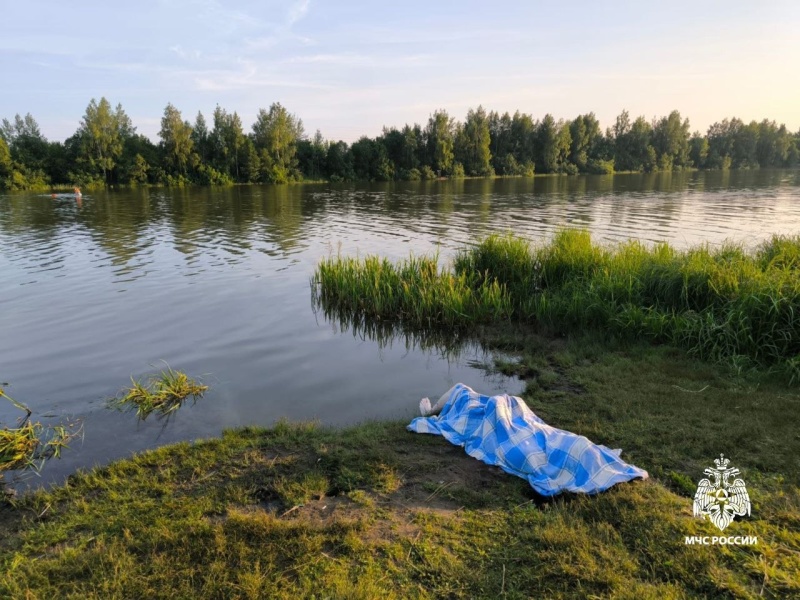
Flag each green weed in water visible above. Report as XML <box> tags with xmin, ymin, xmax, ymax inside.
<box><xmin>109</xmin><ymin>367</ymin><xmax>208</xmax><ymax>420</ymax></box>
<box><xmin>1</xmin><ymin>387</ymin><xmax>77</xmax><ymax>490</ymax></box>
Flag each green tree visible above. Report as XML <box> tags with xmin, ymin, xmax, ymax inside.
<box><xmin>120</xmin><ymin>134</ymin><xmax>159</xmax><ymax>184</ymax></box>
<box><xmin>403</xmin><ymin>125</ymin><xmax>422</xmax><ymax>171</ymax></box>
<box><xmin>309</xmin><ymin>130</ymin><xmax>328</xmax><ymax>179</ymax></box>
<box><xmin>706</xmin><ymin>119</ymin><xmax>737</xmax><ymax>169</ymax></box>
<box><xmin>611</xmin><ymin>110</ymin><xmax>633</xmax><ymax>170</ymax></box>
<box><xmin>297</xmin><ymin>130</ymin><xmax>328</xmax><ymax>180</ymax></box>
<box><xmin>755</xmin><ymin>120</ymin><xmax>792</xmax><ymax>168</ymax></box>
<box><xmin>788</xmin><ymin>131</ymin><xmax>800</xmax><ymax>167</ymax></box>
<box><xmin>45</xmin><ymin>141</ymin><xmax>70</xmax><ymax>184</ymax></box>
<box><xmin>226</xmin><ymin>112</ymin><xmax>246</xmax><ymax>182</ymax></box>
<box><xmin>0</xmin><ymin>136</ymin><xmax>12</xmax><ymax>187</ymax></box>
<box><xmin>241</xmin><ymin>138</ymin><xmax>261</xmax><ymax>183</ymax></box>
<box><xmin>510</xmin><ymin>111</ymin><xmax>536</xmax><ymax>167</ymax></box>
<box><xmin>613</xmin><ymin>111</ymin><xmax>656</xmax><ymax>172</ymax></box>
<box><xmin>652</xmin><ymin>110</ymin><xmax>691</xmax><ymax>171</ymax></box>
<box><xmin>592</xmin><ymin>129</ymin><xmax>616</xmax><ymax>162</ymax></box>
<box><xmin>251</xmin><ymin>103</ymin><xmax>304</xmax><ymax>184</ymax></box>
<box><xmin>535</xmin><ymin>114</ymin><xmax>571</xmax><ymax>173</ymax></box>
<box><xmin>129</xmin><ymin>154</ymin><xmax>149</xmax><ymax>184</ymax></box>
<box><xmin>351</xmin><ymin>136</ymin><xmax>394</xmax><ymax>181</ymax></box>
<box><xmin>379</xmin><ymin>126</ymin><xmax>418</xmax><ymax>176</ymax></box>
<box><xmin>191</xmin><ymin>111</ymin><xmax>211</xmax><ymax>165</ymax></box>
<box><xmin>631</xmin><ymin>117</ymin><xmax>657</xmax><ymax>172</ymax></box>
<box><xmin>569</xmin><ymin>113</ymin><xmax>602</xmax><ymax>172</ymax></box>
<box><xmin>75</xmin><ymin>98</ymin><xmax>134</xmax><ymax>185</ymax></box>
<box><xmin>325</xmin><ymin>141</ymin><xmax>354</xmax><ymax>181</ymax></box>
<box><xmin>488</xmin><ymin>111</ymin><xmax>512</xmax><ymax>173</ymax></box>
<box><xmin>455</xmin><ymin>106</ymin><xmax>492</xmax><ymax>176</ymax></box>
<box><xmin>1</xmin><ymin>113</ymin><xmax>50</xmax><ymax>174</ymax></box>
<box><xmin>425</xmin><ymin>110</ymin><xmax>455</xmax><ymax>175</ymax></box>
<box><xmin>210</xmin><ymin>105</ymin><xmax>247</xmax><ymax>181</ymax></box>
<box><xmin>159</xmin><ymin>103</ymin><xmax>194</xmax><ymax>177</ymax></box>
<box><xmin>731</xmin><ymin>119</ymin><xmax>759</xmax><ymax>169</ymax></box>
<box><xmin>378</xmin><ymin>123</ymin><xmax>424</xmax><ymax>177</ymax></box>
<box><xmin>689</xmin><ymin>132</ymin><xmax>709</xmax><ymax>168</ymax></box>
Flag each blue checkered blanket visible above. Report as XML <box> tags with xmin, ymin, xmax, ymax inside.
<box><xmin>407</xmin><ymin>383</ymin><xmax>648</xmax><ymax>496</ymax></box>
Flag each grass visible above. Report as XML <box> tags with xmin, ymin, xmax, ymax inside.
<box><xmin>0</xmin><ymin>422</ymin><xmax>41</xmax><ymax>474</ymax></box>
<box><xmin>1</xmin><ymin>387</ymin><xmax>77</xmax><ymax>493</ymax></box>
<box><xmin>0</xmin><ymin>335</ymin><xmax>798</xmax><ymax>598</ymax></box>
<box><xmin>313</xmin><ymin>230</ymin><xmax>800</xmax><ymax>380</ymax></box>
<box><xmin>312</xmin><ymin>252</ymin><xmax>513</xmax><ymax>331</ymax></box>
<box><xmin>108</xmin><ymin>366</ymin><xmax>208</xmax><ymax>421</ymax></box>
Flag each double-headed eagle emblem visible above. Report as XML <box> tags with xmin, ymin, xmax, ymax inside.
<box><xmin>693</xmin><ymin>454</ymin><xmax>751</xmax><ymax>531</ymax></box>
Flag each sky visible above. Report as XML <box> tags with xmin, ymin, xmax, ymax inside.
<box><xmin>2</xmin><ymin>0</ymin><xmax>799</xmax><ymax>143</ymax></box>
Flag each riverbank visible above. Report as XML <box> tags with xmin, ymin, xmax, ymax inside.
<box><xmin>1</xmin><ymin>331</ymin><xmax>798</xmax><ymax>598</ymax></box>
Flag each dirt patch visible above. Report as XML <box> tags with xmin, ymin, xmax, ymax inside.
<box><xmin>395</xmin><ymin>446</ymin><xmax>508</xmax><ymax>509</ymax></box>
<box><xmin>290</xmin><ymin>495</ymin><xmax>353</xmax><ymax>522</ymax></box>
<box><xmin>0</xmin><ymin>503</ymin><xmax>22</xmax><ymax>544</ymax></box>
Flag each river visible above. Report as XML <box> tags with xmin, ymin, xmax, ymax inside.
<box><xmin>2</xmin><ymin>169</ymin><xmax>800</xmax><ymax>487</ymax></box>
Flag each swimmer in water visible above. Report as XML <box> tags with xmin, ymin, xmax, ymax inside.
<box><xmin>73</xmin><ymin>187</ymin><xmax>82</xmax><ymax>197</ymax></box>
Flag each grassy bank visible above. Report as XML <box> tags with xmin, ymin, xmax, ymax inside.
<box><xmin>313</xmin><ymin>230</ymin><xmax>800</xmax><ymax>379</ymax></box>
<box><xmin>1</xmin><ymin>333</ymin><xmax>798</xmax><ymax>598</ymax></box>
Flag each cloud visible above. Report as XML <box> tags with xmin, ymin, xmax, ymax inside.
<box><xmin>285</xmin><ymin>52</ymin><xmax>431</xmax><ymax>68</ymax></box>
<box><xmin>169</xmin><ymin>45</ymin><xmax>190</xmax><ymax>60</ymax></box>
<box><xmin>192</xmin><ymin>61</ymin><xmax>333</xmax><ymax>92</ymax></box>
<box><xmin>287</xmin><ymin>0</ymin><xmax>310</xmax><ymax>26</ymax></box>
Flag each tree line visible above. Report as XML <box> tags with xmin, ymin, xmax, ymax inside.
<box><xmin>1</xmin><ymin>99</ymin><xmax>799</xmax><ymax>190</ymax></box>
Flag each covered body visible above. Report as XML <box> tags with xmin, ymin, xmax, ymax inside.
<box><xmin>408</xmin><ymin>383</ymin><xmax>648</xmax><ymax>496</ymax></box>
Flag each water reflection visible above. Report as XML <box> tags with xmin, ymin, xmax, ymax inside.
<box><xmin>3</xmin><ymin>170</ymin><xmax>800</xmax><ymax>281</ymax></box>
<box><xmin>312</xmin><ymin>290</ymin><xmax>471</xmax><ymax>360</ymax></box>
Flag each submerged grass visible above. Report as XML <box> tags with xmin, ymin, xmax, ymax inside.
<box><xmin>1</xmin><ymin>387</ymin><xmax>77</xmax><ymax>490</ymax></box>
<box><xmin>313</xmin><ymin>230</ymin><xmax>800</xmax><ymax>379</ymax></box>
<box><xmin>1</xmin><ymin>337</ymin><xmax>798</xmax><ymax>598</ymax></box>
<box><xmin>109</xmin><ymin>367</ymin><xmax>208</xmax><ymax>420</ymax></box>
<box><xmin>0</xmin><ymin>422</ymin><xmax>40</xmax><ymax>474</ymax></box>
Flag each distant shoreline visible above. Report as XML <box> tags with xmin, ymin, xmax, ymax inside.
<box><xmin>3</xmin><ymin>102</ymin><xmax>798</xmax><ymax>191</ymax></box>
<box><xmin>7</xmin><ymin>166</ymin><xmax>800</xmax><ymax>194</ymax></box>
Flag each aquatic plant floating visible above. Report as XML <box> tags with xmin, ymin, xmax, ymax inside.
<box><xmin>109</xmin><ymin>366</ymin><xmax>208</xmax><ymax>421</ymax></box>
<box><xmin>1</xmin><ymin>386</ymin><xmax>78</xmax><ymax>489</ymax></box>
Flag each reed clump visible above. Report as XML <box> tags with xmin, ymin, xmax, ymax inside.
<box><xmin>312</xmin><ymin>252</ymin><xmax>513</xmax><ymax>331</ymax></box>
<box><xmin>109</xmin><ymin>367</ymin><xmax>208</xmax><ymax>420</ymax></box>
<box><xmin>313</xmin><ymin>230</ymin><xmax>800</xmax><ymax>379</ymax></box>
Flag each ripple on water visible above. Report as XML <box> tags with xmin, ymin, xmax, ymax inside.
<box><xmin>2</xmin><ymin>172</ymin><xmax>800</xmax><ymax>487</ymax></box>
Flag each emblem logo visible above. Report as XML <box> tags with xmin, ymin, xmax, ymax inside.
<box><xmin>693</xmin><ymin>454</ymin><xmax>751</xmax><ymax>531</ymax></box>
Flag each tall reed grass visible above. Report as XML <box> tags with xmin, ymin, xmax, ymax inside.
<box><xmin>312</xmin><ymin>252</ymin><xmax>513</xmax><ymax>331</ymax></box>
<box><xmin>313</xmin><ymin>230</ymin><xmax>800</xmax><ymax>380</ymax></box>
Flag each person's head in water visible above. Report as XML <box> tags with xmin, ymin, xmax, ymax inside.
<box><xmin>73</xmin><ymin>187</ymin><xmax>81</xmax><ymax>196</ymax></box>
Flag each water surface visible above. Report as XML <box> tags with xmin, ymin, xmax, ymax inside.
<box><xmin>2</xmin><ymin>170</ymin><xmax>800</xmax><ymax>487</ymax></box>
